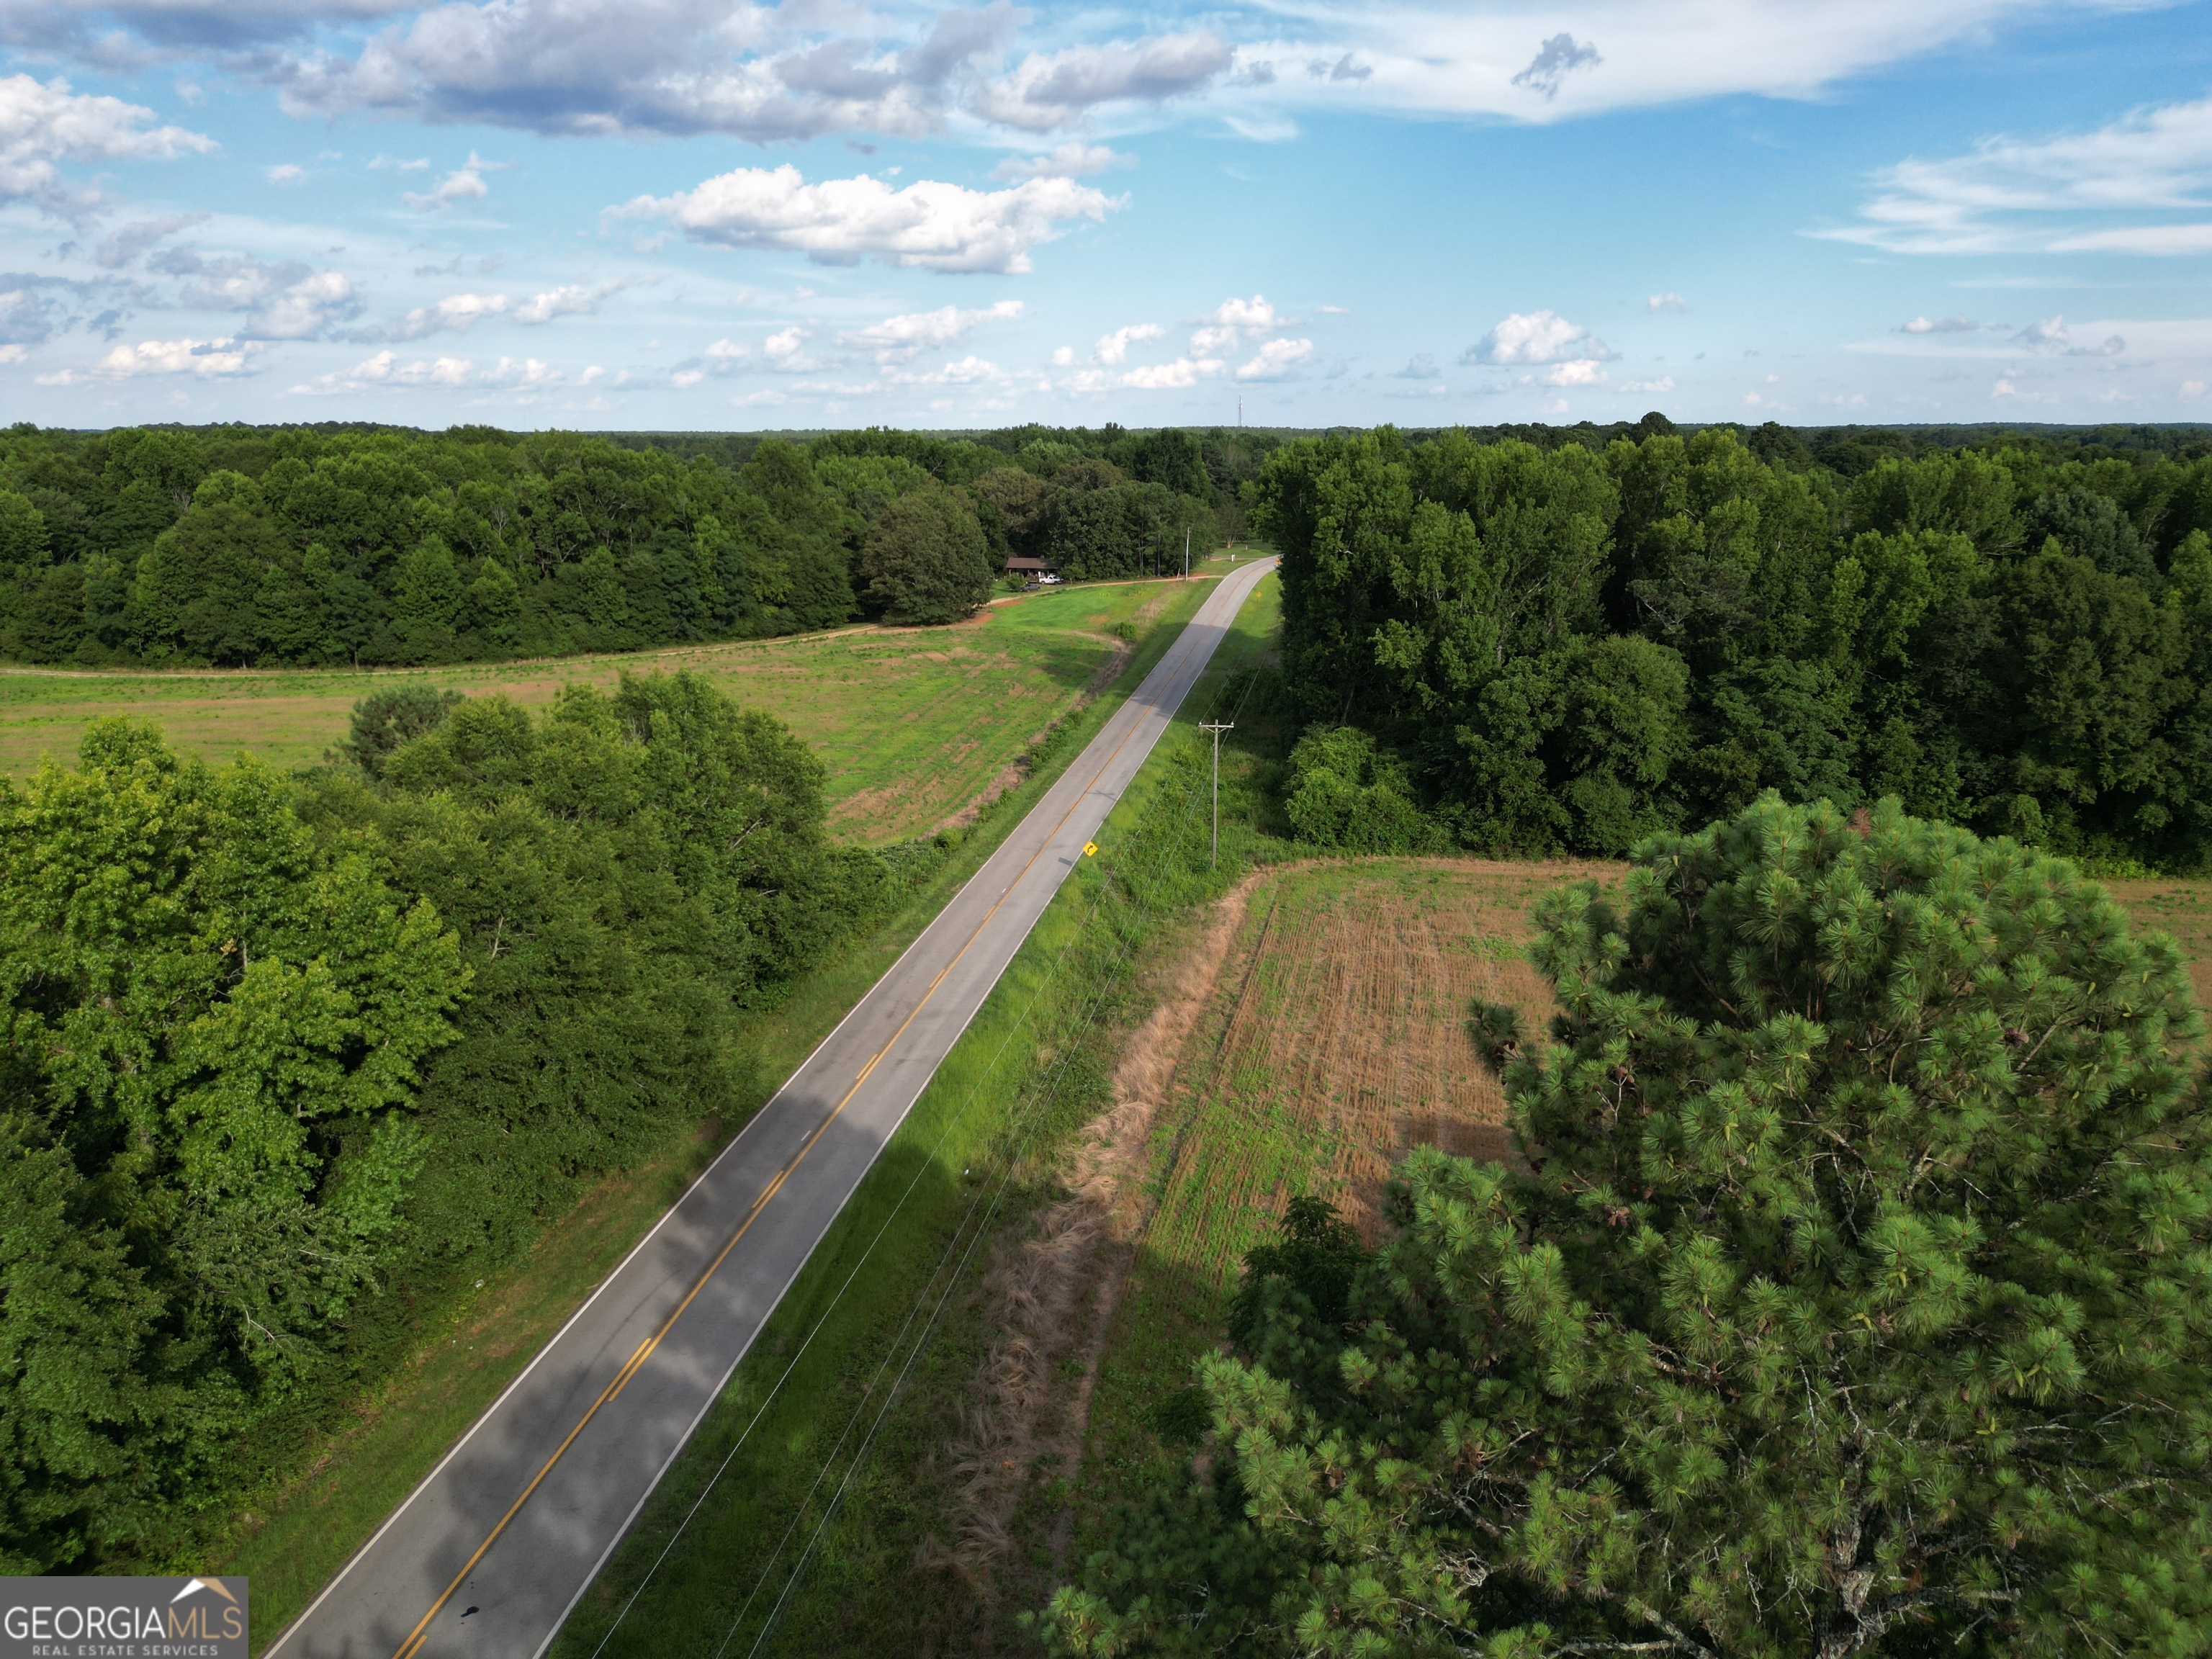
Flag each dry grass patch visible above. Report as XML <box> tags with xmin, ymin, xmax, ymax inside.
<box><xmin>1142</xmin><ymin>857</ymin><xmax>1621</xmax><ymax>1264</ymax></box>
<box><xmin>2108</xmin><ymin>876</ymin><xmax>2212</xmax><ymax>1021</ymax></box>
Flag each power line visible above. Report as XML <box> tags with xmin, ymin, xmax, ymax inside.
<box><xmin>718</xmin><ymin>621</ymin><xmax>1274</xmax><ymax>1659</ymax></box>
<box><xmin>1198</xmin><ymin>720</ymin><xmax>1234</xmax><ymax>868</ymax></box>
<box><xmin>581</xmin><ymin>604</ymin><xmax>1264</xmax><ymax>1659</ymax></box>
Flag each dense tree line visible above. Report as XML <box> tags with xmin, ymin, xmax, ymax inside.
<box><xmin>1261</xmin><ymin>423</ymin><xmax>2212</xmax><ymax>870</ymax></box>
<box><xmin>0</xmin><ymin>674</ymin><xmax>892</xmax><ymax>1569</ymax></box>
<box><xmin>0</xmin><ymin>421</ymin><xmax>1279</xmax><ymax>667</ymax></box>
<box><xmin>1047</xmin><ymin>797</ymin><xmax>2212</xmax><ymax>1656</ymax></box>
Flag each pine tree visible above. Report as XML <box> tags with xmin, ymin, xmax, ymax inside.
<box><xmin>1046</xmin><ymin>796</ymin><xmax>2212</xmax><ymax>1657</ymax></box>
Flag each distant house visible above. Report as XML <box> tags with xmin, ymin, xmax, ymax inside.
<box><xmin>1004</xmin><ymin>556</ymin><xmax>1056</xmax><ymax>576</ymax></box>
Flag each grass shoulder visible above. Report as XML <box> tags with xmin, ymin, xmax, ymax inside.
<box><xmin>549</xmin><ymin>577</ymin><xmax>1287</xmax><ymax>1659</ymax></box>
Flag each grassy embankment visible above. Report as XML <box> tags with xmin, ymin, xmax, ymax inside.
<box><xmin>1067</xmin><ymin>860</ymin><xmax>2212</xmax><ymax>1555</ymax></box>
<box><xmin>0</xmin><ymin>581</ymin><xmax>1184</xmax><ymax>844</ymax></box>
<box><xmin>549</xmin><ymin>576</ymin><xmax>1292</xmax><ymax>1659</ymax></box>
<box><xmin>207</xmin><ymin>575</ymin><xmax>1223</xmax><ymax>1652</ymax></box>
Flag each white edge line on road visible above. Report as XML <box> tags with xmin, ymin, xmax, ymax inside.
<box><xmin>526</xmin><ymin>560</ymin><xmax>1274</xmax><ymax>1659</ymax></box>
<box><xmin>263</xmin><ymin>573</ymin><xmax>1259</xmax><ymax>1658</ymax></box>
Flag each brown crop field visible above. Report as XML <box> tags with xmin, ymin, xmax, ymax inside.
<box><xmin>0</xmin><ymin>577</ymin><xmax>1199</xmax><ymax>843</ymax></box>
<box><xmin>1072</xmin><ymin>854</ymin><xmax>2212</xmax><ymax>1531</ymax></box>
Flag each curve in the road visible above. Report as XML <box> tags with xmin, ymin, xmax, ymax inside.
<box><xmin>267</xmin><ymin>556</ymin><xmax>1278</xmax><ymax>1659</ymax></box>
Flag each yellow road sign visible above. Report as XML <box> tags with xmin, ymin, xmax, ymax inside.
<box><xmin>1082</xmin><ymin>842</ymin><xmax>1097</xmax><ymax>856</ymax></box>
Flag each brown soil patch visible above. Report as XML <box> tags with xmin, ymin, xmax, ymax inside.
<box><xmin>1218</xmin><ymin>858</ymin><xmax>1621</xmax><ymax>1240</ymax></box>
<box><xmin>933</xmin><ymin>868</ymin><xmax>1276</xmax><ymax>1596</ymax></box>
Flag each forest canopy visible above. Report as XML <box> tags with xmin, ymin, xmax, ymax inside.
<box><xmin>0</xmin><ymin>421</ymin><xmax>1267</xmax><ymax>668</ymax></box>
<box><xmin>1256</xmin><ymin>423</ymin><xmax>2212</xmax><ymax>870</ymax></box>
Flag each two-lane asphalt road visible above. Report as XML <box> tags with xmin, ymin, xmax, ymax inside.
<box><xmin>269</xmin><ymin>556</ymin><xmax>1278</xmax><ymax>1659</ymax></box>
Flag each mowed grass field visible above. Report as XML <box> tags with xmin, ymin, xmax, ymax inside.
<box><xmin>1075</xmin><ymin>857</ymin><xmax>2212</xmax><ymax>1537</ymax></box>
<box><xmin>0</xmin><ymin>577</ymin><xmax>1200</xmax><ymax>843</ymax></box>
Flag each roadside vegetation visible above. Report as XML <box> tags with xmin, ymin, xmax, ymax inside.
<box><xmin>200</xmin><ymin>574</ymin><xmax>1215</xmax><ymax>1647</ymax></box>
<box><xmin>551</xmin><ymin>577</ymin><xmax>1289</xmax><ymax>1659</ymax></box>
<box><xmin>0</xmin><ymin>561</ymin><xmax>1213</xmax><ymax>1610</ymax></box>
<box><xmin>14</xmin><ymin>410</ymin><xmax>2212</xmax><ymax>1656</ymax></box>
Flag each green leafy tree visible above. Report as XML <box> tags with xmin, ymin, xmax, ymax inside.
<box><xmin>0</xmin><ymin>722</ymin><xmax>467</xmax><ymax>1562</ymax></box>
<box><xmin>131</xmin><ymin>500</ymin><xmax>287</xmax><ymax>664</ymax></box>
<box><xmin>1047</xmin><ymin>796</ymin><xmax>2212</xmax><ymax>1658</ymax></box>
<box><xmin>462</xmin><ymin>554</ymin><xmax>523</xmax><ymax>648</ymax></box>
<box><xmin>860</xmin><ymin>486</ymin><xmax>997</xmax><ymax>624</ymax></box>
<box><xmin>327</xmin><ymin>673</ymin><xmax>891</xmax><ymax>1263</ymax></box>
<box><xmin>1993</xmin><ymin>545</ymin><xmax>2185</xmax><ymax>853</ymax></box>
<box><xmin>1282</xmin><ymin>725</ymin><xmax>1446</xmax><ymax>852</ymax></box>
<box><xmin>253</xmin><ymin>548</ymin><xmax>327</xmax><ymax>661</ymax></box>
<box><xmin>336</xmin><ymin>684</ymin><xmax>461</xmax><ymax>778</ymax></box>
<box><xmin>0</xmin><ymin>1110</ymin><xmax>169</xmax><ymax>1571</ymax></box>
<box><xmin>392</xmin><ymin>534</ymin><xmax>464</xmax><ymax>662</ymax></box>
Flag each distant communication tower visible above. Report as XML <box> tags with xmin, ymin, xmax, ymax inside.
<box><xmin>1237</xmin><ymin>394</ymin><xmax>1243</xmax><ymax>429</ymax></box>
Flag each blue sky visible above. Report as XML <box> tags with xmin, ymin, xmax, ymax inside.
<box><xmin>3</xmin><ymin>0</ymin><xmax>2210</xmax><ymax>429</ymax></box>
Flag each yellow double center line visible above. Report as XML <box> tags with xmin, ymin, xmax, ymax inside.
<box><xmin>387</xmin><ymin>577</ymin><xmax>1253</xmax><ymax>1659</ymax></box>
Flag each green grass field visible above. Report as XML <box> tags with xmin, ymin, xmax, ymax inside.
<box><xmin>547</xmin><ymin>577</ymin><xmax>1289</xmax><ymax>1659</ymax></box>
<box><xmin>0</xmin><ymin>578</ymin><xmax>1205</xmax><ymax>843</ymax></box>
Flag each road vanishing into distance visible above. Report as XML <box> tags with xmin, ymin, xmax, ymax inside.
<box><xmin>269</xmin><ymin>556</ymin><xmax>1279</xmax><ymax>1659</ymax></box>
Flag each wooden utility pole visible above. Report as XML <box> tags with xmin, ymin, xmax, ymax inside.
<box><xmin>1199</xmin><ymin>719</ymin><xmax>1234</xmax><ymax>866</ymax></box>
<box><xmin>1182</xmin><ymin>525</ymin><xmax>1190</xmax><ymax>579</ymax></box>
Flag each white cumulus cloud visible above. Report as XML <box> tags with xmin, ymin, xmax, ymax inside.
<box><xmin>839</xmin><ymin>299</ymin><xmax>1022</xmax><ymax>363</ymax></box>
<box><xmin>1189</xmin><ymin>293</ymin><xmax>1287</xmax><ymax>354</ymax></box>
<box><xmin>972</xmin><ymin>32</ymin><xmax>1232</xmax><ymax>130</ymax></box>
<box><xmin>1647</xmin><ymin>292</ymin><xmax>1687</xmax><ymax>311</ymax></box>
<box><xmin>1236</xmin><ymin>337</ymin><xmax>1313</xmax><ymax>380</ymax></box>
<box><xmin>251</xmin><ymin>269</ymin><xmax>357</xmax><ymax>339</ymax></box>
<box><xmin>1619</xmin><ymin>375</ymin><xmax>1676</xmax><ymax>393</ymax></box>
<box><xmin>374</xmin><ymin>291</ymin><xmax>511</xmax><ymax>340</ymax></box>
<box><xmin>261</xmin><ymin>0</ymin><xmax>1223</xmax><ymax>144</ymax></box>
<box><xmin>1094</xmin><ymin>321</ymin><xmax>1164</xmax><ymax>364</ymax></box>
<box><xmin>1902</xmin><ymin>314</ymin><xmax>1979</xmax><ymax>333</ymax></box>
<box><xmin>889</xmin><ymin>354</ymin><xmax>1004</xmax><ymax>386</ymax></box>
<box><xmin>1120</xmin><ymin>355</ymin><xmax>1221</xmax><ymax>390</ymax></box>
<box><xmin>615</xmin><ymin>165</ymin><xmax>1120</xmax><ymax>274</ymax></box>
<box><xmin>404</xmin><ymin>150</ymin><xmax>503</xmax><ymax>211</ymax></box>
<box><xmin>84</xmin><ymin>336</ymin><xmax>258</xmax><ymax>378</ymax></box>
<box><xmin>513</xmin><ymin>280</ymin><xmax>622</xmax><ymax>323</ymax></box>
<box><xmin>1464</xmin><ymin>310</ymin><xmax>1615</xmax><ymax>366</ymax></box>
<box><xmin>763</xmin><ymin>325</ymin><xmax>815</xmax><ymax>371</ymax></box>
<box><xmin>0</xmin><ymin>73</ymin><xmax>215</xmax><ymax>213</ymax></box>
<box><xmin>292</xmin><ymin>349</ymin><xmax>479</xmax><ymax>393</ymax></box>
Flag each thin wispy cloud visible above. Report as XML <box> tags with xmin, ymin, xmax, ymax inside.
<box><xmin>1822</xmin><ymin>94</ymin><xmax>2212</xmax><ymax>255</ymax></box>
